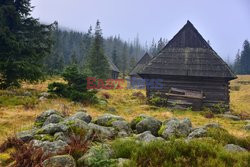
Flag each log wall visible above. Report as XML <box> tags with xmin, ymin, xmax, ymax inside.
<box><xmin>146</xmin><ymin>76</ymin><xmax>230</xmax><ymax>110</ymax></box>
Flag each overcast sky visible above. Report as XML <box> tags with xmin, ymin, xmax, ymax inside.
<box><xmin>31</xmin><ymin>0</ymin><xmax>250</xmax><ymax>62</ymax></box>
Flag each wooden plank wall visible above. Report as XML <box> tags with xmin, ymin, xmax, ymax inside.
<box><xmin>146</xmin><ymin>78</ymin><xmax>230</xmax><ymax>109</ymax></box>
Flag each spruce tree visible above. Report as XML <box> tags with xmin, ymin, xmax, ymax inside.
<box><xmin>112</xmin><ymin>45</ymin><xmax>119</xmax><ymax>67</ymax></box>
<box><xmin>240</xmin><ymin>40</ymin><xmax>250</xmax><ymax>74</ymax></box>
<box><xmin>121</xmin><ymin>43</ymin><xmax>128</xmax><ymax>78</ymax></box>
<box><xmin>233</xmin><ymin>50</ymin><xmax>241</xmax><ymax>74</ymax></box>
<box><xmin>87</xmin><ymin>20</ymin><xmax>110</xmax><ymax>79</ymax></box>
<box><xmin>0</xmin><ymin>0</ymin><xmax>53</xmax><ymax>88</ymax></box>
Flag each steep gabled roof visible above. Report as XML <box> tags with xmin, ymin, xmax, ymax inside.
<box><xmin>107</xmin><ymin>57</ymin><xmax>120</xmax><ymax>72</ymax></box>
<box><xmin>139</xmin><ymin>21</ymin><xmax>236</xmax><ymax>80</ymax></box>
<box><xmin>129</xmin><ymin>52</ymin><xmax>152</xmax><ymax>76</ymax></box>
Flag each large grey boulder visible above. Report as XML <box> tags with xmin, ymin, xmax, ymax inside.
<box><xmin>88</xmin><ymin>123</ymin><xmax>116</xmax><ymax>140</ymax></box>
<box><xmin>66</xmin><ymin>112</ymin><xmax>92</xmax><ymax>123</ymax></box>
<box><xmin>31</xmin><ymin>140</ymin><xmax>68</xmax><ymax>155</ymax></box>
<box><xmin>131</xmin><ymin>114</ymin><xmax>150</xmax><ymax>130</ymax></box>
<box><xmin>224</xmin><ymin>144</ymin><xmax>247</xmax><ymax>152</ymax></box>
<box><xmin>135</xmin><ymin>117</ymin><xmax>162</xmax><ymax>136</ymax></box>
<box><xmin>37</xmin><ymin>123</ymin><xmax>68</xmax><ymax>135</ymax></box>
<box><xmin>16</xmin><ymin>128</ymin><xmax>37</xmax><ymax>142</ymax></box>
<box><xmin>35</xmin><ymin>109</ymin><xmax>63</xmax><ymax>127</ymax></box>
<box><xmin>63</xmin><ymin>119</ymin><xmax>90</xmax><ymax>138</ymax></box>
<box><xmin>77</xmin><ymin>144</ymin><xmax>114</xmax><ymax>167</ymax></box>
<box><xmin>111</xmin><ymin>120</ymin><xmax>132</xmax><ymax>136</ymax></box>
<box><xmin>43</xmin><ymin>155</ymin><xmax>76</xmax><ymax>167</ymax></box>
<box><xmin>188</xmin><ymin>128</ymin><xmax>207</xmax><ymax>139</ymax></box>
<box><xmin>43</xmin><ymin>114</ymin><xmax>64</xmax><ymax>126</ymax></box>
<box><xmin>161</xmin><ymin>118</ymin><xmax>192</xmax><ymax>139</ymax></box>
<box><xmin>94</xmin><ymin>114</ymin><xmax>125</xmax><ymax>127</ymax></box>
<box><xmin>136</xmin><ymin>131</ymin><xmax>164</xmax><ymax>143</ymax></box>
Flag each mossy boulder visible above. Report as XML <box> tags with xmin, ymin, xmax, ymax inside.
<box><xmin>66</xmin><ymin>111</ymin><xmax>92</xmax><ymax>123</ymax></box>
<box><xmin>43</xmin><ymin>155</ymin><xmax>76</xmax><ymax>167</ymax></box>
<box><xmin>77</xmin><ymin>144</ymin><xmax>116</xmax><ymax>167</ymax></box>
<box><xmin>135</xmin><ymin>117</ymin><xmax>162</xmax><ymax>136</ymax></box>
<box><xmin>43</xmin><ymin>114</ymin><xmax>64</xmax><ymax>126</ymax></box>
<box><xmin>94</xmin><ymin>114</ymin><xmax>125</xmax><ymax>127</ymax></box>
<box><xmin>35</xmin><ymin>109</ymin><xmax>63</xmax><ymax>127</ymax></box>
<box><xmin>161</xmin><ymin>118</ymin><xmax>192</xmax><ymax>139</ymax></box>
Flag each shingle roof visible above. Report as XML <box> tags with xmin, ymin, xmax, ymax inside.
<box><xmin>129</xmin><ymin>52</ymin><xmax>152</xmax><ymax>76</ymax></box>
<box><xmin>139</xmin><ymin>21</ymin><xmax>236</xmax><ymax>80</ymax></box>
<box><xmin>107</xmin><ymin>57</ymin><xmax>120</xmax><ymax>72</ymax></box>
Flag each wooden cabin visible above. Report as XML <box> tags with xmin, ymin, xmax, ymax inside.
<box><xmin>108</xmin><ymin>58</ymin><xmax>120</xmax><ymax>79</ymax></box>
<box><xmin>138</xmin><ymin>21</ymin><xmax>237</xmax><ymax>110</ymax></box>
<box><xmin>129</xmin><ymin>52</ymin><xmax>152</xmax><ymax>88</ymax></box>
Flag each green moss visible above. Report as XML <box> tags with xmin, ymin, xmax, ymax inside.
<box><xmin>34</xmin><ymin>134</ymin><xmax>55</xmax><ymax>142</ymax></box>
<box><xmin>131</xmin><ymin>116</ymin><xmax>145</xmax><ymax>129</ymax></box>
<box><xmin>158</xmin><ymin>125</ymin><xmax>166</xmax><ymax>136</ymax></box>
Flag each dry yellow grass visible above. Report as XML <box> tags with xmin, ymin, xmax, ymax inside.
<box><xmin>0</xmin><ymin>75</ymin><xmax>249</xmax><ymax>144</ymax></box>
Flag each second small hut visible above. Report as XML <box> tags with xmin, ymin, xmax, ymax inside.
<box><xmin>129</xmin><ymin>52</ymin><xmax>152</xmax><ymax>88</ymax></box>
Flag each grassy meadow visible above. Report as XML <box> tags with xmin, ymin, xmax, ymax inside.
<box><xmin>0</xmin><ymin>75</ymin><xmax>250</xmax><ymax>145</ymax></box>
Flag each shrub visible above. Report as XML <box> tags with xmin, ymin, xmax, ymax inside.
<box><xmin>119</xmin><ymin>139</ymin><xmax>250</xmax><ymax>167</ymax></box>
<box><xmin>149</xmin><ymin>94</ymin><xmax>168</xmax><ymax>106</ymax></box>
<box><xmin>48</xmin><ymin>64</ymin><xmax>98</xmax><ymax>104</ymax></box>
<box><xmin>201</xmin><ymin>109</ymin><xmax>215</xmax><ymax>118</ymax></box>
<box><xmin>206</xmin><ymin>127</ymin><xmax>250</xmax><ymax>150</ymax></box>
<box><xmin>111</xmin><ymin>138</ymin><xmax>142</xmax><ymax>159</ymax></box>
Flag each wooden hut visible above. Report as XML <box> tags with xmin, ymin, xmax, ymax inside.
<box><xmin>129</xmin><ymin>52</ymin><xmax>152</xmax><ymax>88</ymax></box>
<box><xmin>107</xmin><ymin>58</ymin><xmax>120</xmax><ymax>79</ymax></box>
<box><xmin>138</xmin><ymin>21</ymin><xmax>237</xmax><ymax>110</ymax></box>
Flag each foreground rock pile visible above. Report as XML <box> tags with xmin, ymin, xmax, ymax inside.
<box><xmin>16</xmin><ymin>109</ymin><xmax>248</xmax><ymax>167</ymax></box>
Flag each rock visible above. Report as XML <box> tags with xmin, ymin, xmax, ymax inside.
<box><xmin>111</xmin><ymin>120</ymin><xmax>132</xmax><ymax>134</ymax></box>
<box><xmin>43</xmin><ymin>114</ymin><xmax>64</xmax><ymax>126</ymax></box>
<box><xmin>161</xmin><ymin>118</ymin><xmax>192</xmax><ymax>139</ymax></box>
<box><xmin>136</xmin><ymin>131</ymin><xmax>164</xmax><ymax>143</ymax></box>
<box><xmin>31</xmin><ymin>140</ymin><xmax>68</xmax><ymax>155</ymax></box>
<box><xmin>244</xmin><ymin>124</ymin><xmax>250</xmax><ymax>130</ymax></box>
<box><xmin>23</xmin><ymin>91</ymin><xmax>32</xmax><ymax>97</ymax></box>
<box><xmin>220</xmin><ymin>114</ymin><xmax>241</xmax><ymax>121</ymax></box>
<box><xmin>131</xmin><ymin>114</ymin><xmax>151</xmax><ymax>130</ymax></box>
<box><xmin>63</xmin><ymin>119</ymin><xmax>90</xmax><ymax>137</ymax></box>
<box><xmin>77</xmin><ymin>144</ymin><xmax>113</xmax><ymax>167</ymax></box>
<box><xmin>35</xmin><ymin>109</ymin><xmax>63</xmax><ymax>127</ymax></box>
<box><xmin>54</xmin><ymin>132</ymin><xmax>69</xmax><ymax>142</ymax></box>
<box><xmin>16</xmin><ymin>128</ymin><xmax>37</xmax><ymax>142</ymax></box>
<box><xmin>37</xmin><ymin>123</ymin><xmax>68</xmax><ymax>135</ymax></box>
<box><xmin>95</xmin><ymin>114</ymin><xmax>125</xmax><ymax>127</ymax></box>
<box><xmin>40</xmin><ymin>92</ymin><xmax>50</xmax><ymax>98</ymax></box>
<box><xmin>43</xmin><ymin>155</ymin><xmax>76</xmax><ymax>167</ymax></box>
<box><xmin>224</xmin><ymin>144</ymin><xmax>247</xmax><ymax>152</ymax></box>
<box><xmin>66</xmin><ymin>112</ymin><xmax>92</xmax><ymax>123</ymax></box>
<box><xmin>204</xmin><ymin>123</ymin><xmax>220</xmax><ymax>129</ymax></box>
<box><xmin>88</xmin><ymin>123</ymin><xmax>116</xmax><ymax>140</ymax></box>
<box><xmin>39</xmin><ymin>96</ymin><xmax>47</xmax><ymax>101</ymax></box>
<box><xmin>188</xmin><ymin>128</ymin><xmax>207</xmax><ymax>139</ymax></box>
<box><xmin>135</xmin><ymin>117</ymin><xmax>162</xmax><ymax>136</ymax></box>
